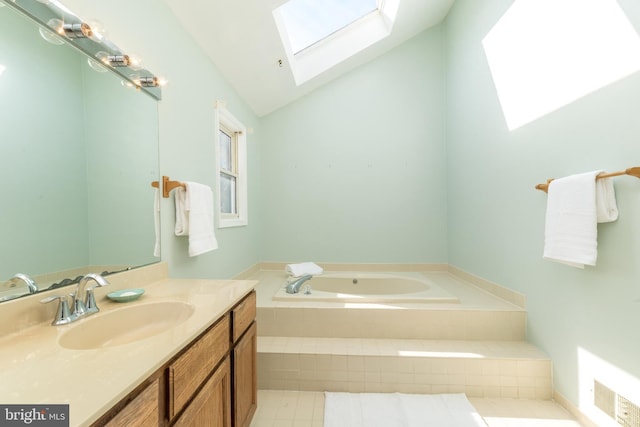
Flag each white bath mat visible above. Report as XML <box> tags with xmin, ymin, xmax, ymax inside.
<box><xmin>323</xmin><ymin>392</ymin><xmax>487</xmax><ymax>427</ymax></box>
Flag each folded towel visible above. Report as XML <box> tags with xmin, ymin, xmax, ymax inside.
<box><xmin>153</xmin><ymin>188</ymin><xmax>161</xmax><ymax>257</ymax></box>
<box><xmin>543</xmin><ymin>171</ymin><xmax>600</xmax><ymax>268</ymax></box>
<box><xmin>174</xmin><ymin>182</ymin><xmax>218</xmax><ymax>257</ymax></box>
<box><xmin>596</xmin><ymin>177</ymin><xmax>618</xmax><ymax>223</ymax></box>
<box><xmin>285</xmin><ymin>262</ymin><xmax>323</xmax><ymax>277</ymax></box>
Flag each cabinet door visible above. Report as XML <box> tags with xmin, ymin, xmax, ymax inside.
<box><xmin>233</xmin><ymin>321</ymin><xmax>257</xmax><ymax>427</ymax></box>
<box><xmin>104</xmin><ymin>378</ymin><xmax>160</xmax><ymax>427</ymax></box>
<box><xmin>169</xmin><ymin>315</ymin><xmax>230</xmax><ymax>419</ymax></box>
<box><xmin>174</xmin><ymin>357</ymin><xmax>232</xmax><ymax>427</ymax></box>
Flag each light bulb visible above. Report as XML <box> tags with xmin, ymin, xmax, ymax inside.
<box><xmin>46</xmin><ymin>18</ymin><xmax>64</xmax><ymax>35</ymax></box>
<box><xmin>87</xmin><ymin>58</ymin><xmax>107</xmax><ymax>73</ymax></box>
<box><xmin>86</xmin><ymin>20</ymin><xmax>107</xmax><ymax>42</ymax></box>
<box><xmin>95</xmin><ymin>51</ymin><xmax>110</xmax><ymax>65</ymax></box>
<box><xmin>40</xmin><ymin>19</ymin><xmax>65</xmax><ymax>45</ymax></box>
<box><xmin>127</xmin><ymin>54</ymin><xmax>143</xmax><ymax>71</ymax></box>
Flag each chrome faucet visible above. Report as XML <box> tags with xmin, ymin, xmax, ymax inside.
<box><xmin>286</xmin><ymin>274</ymin><xmax>313</xmax><ymax>294</ymax></box>
<box><xmin>73</xmin><ymin>273</ymin><xmax>109</xmax><ymax>316</ymax></box>
<box><xmin>41</xmin><ymin>273</ymin><xmax>109</xmax><ymax>325</ymax></box>
<box><xmin>9</xmin><ymin>273</ymin><xmax>38</xmax><ymax>294</ymax></box>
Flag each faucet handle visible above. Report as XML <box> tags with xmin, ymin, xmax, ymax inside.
<box><xmin>84</xmin><ymin>288</ymin><xmax>100</xmax><ymax>314</ymax></box>
<box><xmin>83</xmin><ymin>275</ymin><xmax>109</xmax><ymax>314</ymax></box>
<box><xmin>40</xmin><ymin>294</ymin><xmax>75</xmax><ymax>326</ymax></box>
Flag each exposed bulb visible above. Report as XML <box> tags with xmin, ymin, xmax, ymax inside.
<box><xmin>87</xmin><ymin>57</ymin><xmax>107</xmax><ymax>73</ymax></box>
<box><xmin>46</xmin><ymin>18</ymin><xmax>64</xmax><ymax>35</ymax></box>
<box><xmin>95</xmin><ymin>51</ymin><xmax>110</xmax><ymax>65</ymax></box>
<box><xmin>127</xmin><ymin>54</ymin><xmax>143</xmax><ymax>71</ymax></box>
<box><xmin>38</xmin><ymin>18</ymin><xmax>64</xmax><ymax>46</ymax></box>
<box><xmin>86</xmin><ymin>20</ymin><xmax>107</xmax><ymax>42</ymax></box>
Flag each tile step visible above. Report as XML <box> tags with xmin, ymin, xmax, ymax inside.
<box><xmin>257</xmin><ymin>337</ymin><xmax>552</xmax><ymax>399</ymax></box>
<box><xmin>257</xmin><ymin>307</ymin><xmax>526</xmax><ymax>340</ymax></box>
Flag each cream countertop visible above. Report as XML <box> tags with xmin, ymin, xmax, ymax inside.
<box><xmin>0</xmin><ymin>263</ymin><xmax>257</xmax><ymax>426</ymax></box>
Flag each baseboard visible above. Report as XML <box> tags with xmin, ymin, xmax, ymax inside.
<box><xmin>553</xmin><ymin>391</ymin><xmax>599</xmax><ymax>427</ymax></box>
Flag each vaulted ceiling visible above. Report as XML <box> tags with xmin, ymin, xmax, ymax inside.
<box><xmin>162</xmin><ymin>0</ymin><xmax>454</xmax><ymax>116</ymax></box>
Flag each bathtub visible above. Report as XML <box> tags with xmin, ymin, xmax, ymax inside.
<box><xmin>272</xmin><ymin>272</ymin><xmax>459</xmax><ymax>304</ymax></box>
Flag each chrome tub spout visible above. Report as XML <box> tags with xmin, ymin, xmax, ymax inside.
<box><xmin>286</xmin><ymin>274</ymin><xmax>312</xmax><ymax>294</ymax></box>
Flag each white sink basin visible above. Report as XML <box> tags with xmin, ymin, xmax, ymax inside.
<box><xmin>59</xmin><ymin>301</ymin><xmax>195</xmax><ymax>350</ymax></box>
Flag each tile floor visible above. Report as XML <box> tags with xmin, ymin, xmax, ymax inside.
<box><xmin>250</xmin><ymin>390</ymin><xmax>586</xmax><ymax>427</ymax></box>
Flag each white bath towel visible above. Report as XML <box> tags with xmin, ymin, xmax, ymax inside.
<box><xmin>174</xmin><ymin>182</ymin><xmax>218</xmax><ymax>257</ymax></box>
<box><xmin>153</xmin><ymin>188</ymin><xmax>161</xmax><ymax>257</ymax></box>
<box><xmin>543</xmin><ymin>171</ymin><xmax>602</xmax><ymax>268</ymax></box>
<box><xmin>285</xmin><ymin>262</ymin><xmax>323</xmax><ymax>277</ymax></box>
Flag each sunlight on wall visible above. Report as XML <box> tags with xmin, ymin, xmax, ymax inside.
<box><xmin>577</xmin><ymin>347</ymin><xmax>640</xmax><ymax>427</ymax></box>
<box><xmin>482</xmin><ymin>0</ymin><xmax>640</xmax><ymax>131</ymax></box>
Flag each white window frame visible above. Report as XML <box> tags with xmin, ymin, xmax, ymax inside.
<box><xmin>214</xmin><ymin>102</ymin><xmax>248</xmax><ymax>228</ymax></box>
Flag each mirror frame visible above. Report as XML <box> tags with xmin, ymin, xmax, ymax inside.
<box><xmin>2</xmin><ymin>0</ymin><xmax>162</xmax><ymax>100</ymax></box>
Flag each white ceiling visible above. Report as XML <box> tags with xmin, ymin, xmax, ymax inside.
<box><xmin>162</xmin><ymin>0</ymin><xmax>455</xmax><ymax>117</ymax></box>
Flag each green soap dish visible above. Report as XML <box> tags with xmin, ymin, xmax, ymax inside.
<box><xmin>107</xmin><ymin>288</ymin><xmax>145</xmax><ymax>302</ymax></box>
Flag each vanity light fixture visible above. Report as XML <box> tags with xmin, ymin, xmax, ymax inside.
<box><xmin>96</xmin><ymin>51</ymin><xmax>144</xmax><ymax>70</ymax></box>
<box><xmin>97</xmin><ymin>51</ymin><xmax>130</xmax><ymax>67</ymax></box>
<box><xmin>62</xmin><ymin>22</ymin><xmax>92</xmax><ymax>39</ymax></box>
<box><xmin>132</xmin><ymin>75</ymin><xmax>168</xmax><ymax>88</ymax></box>
<box><xmin>107</xmin><ymin>55</ymin><xmax>131</xmax><ymax>67</ymax></box>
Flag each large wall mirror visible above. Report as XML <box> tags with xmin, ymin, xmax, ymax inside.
<box><xmin>0</xmin><ymin>1</ymin><xmax>161</xmax><ymax>302</ymax></box>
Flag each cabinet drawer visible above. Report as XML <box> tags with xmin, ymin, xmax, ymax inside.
<box><xmin>168</xmin><ymin>314</ymin><xmax>230</xmax><ymax>419</ymax></box>
<box><xmin>232</xmin><ymin>291</ymin><xmax>256</xmax><ymax>343</ymax></box>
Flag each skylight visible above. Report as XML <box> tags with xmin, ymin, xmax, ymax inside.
<box><xmin>276</xmin><ymin>0</ymin><xmax>378</xmax><ymax>54</ymax></box>
<box><xmin>273</xmin><ymin>0</ymin><xmax>399</xmax><ymax>86</ymax></box>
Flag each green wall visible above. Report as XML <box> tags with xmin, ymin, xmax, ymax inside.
<box><xmin>445</xmin><ymin>0</ymin><xmax>640</xmax><ymax>407</ymax></box>
<box><xmin>259</xmin><ymin>28</ymin><xmax>448</xmax><ymax>263</ymax></box>
<box><xmin>66</xmin><ymin>0</ymin><xmax>263</xmax><ymax>279</ymax></box>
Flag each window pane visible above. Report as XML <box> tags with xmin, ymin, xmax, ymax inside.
<box><xmin>220</xmin><ymin>172</ymin><xmax>237</xmax><ymax>215</ymax></box>
<box><xmin>219</xmin><ymin>130</ymin><xmax>232</xmax><ymax>171</ymax></box>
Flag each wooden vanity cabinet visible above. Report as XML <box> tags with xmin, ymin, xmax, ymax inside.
<box><xmin>231</xmin><ymin>291</ymin><xmax>257</xmax><ymax>427</ymax></box>
<box><xmin>92</xmin><ymin>290</ymin><xmax>256</xmax><ymax>427</ymax></box>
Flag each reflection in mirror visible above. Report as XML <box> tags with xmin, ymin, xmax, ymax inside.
<box><xmin>0</xmin><ymin>3</ymin><xmax>160</xmax><ymax>302</ymax></box>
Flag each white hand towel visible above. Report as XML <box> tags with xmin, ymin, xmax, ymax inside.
<box><xmin>285</xmin><ymin>262</ymin><xmax>323</xmax><ymax>277</ymax></box>
<box><xmin>153</xmin><ymin>188</ymin><xmax>161</xmax><ymax>257</ymax></box>
<box><xmin>174</xmin><ymin>182</ymin><xmax>218</xmax><ymax>257</ymax></box>
<box><xmin>596</xmin><ymin>177</ymin><xmax>618</xmax><ymax>223</ymax></box>
<box><xmin>543</xmin><ymin>171</ymin><xmax>600</xmax><ymax>268</ymax></box>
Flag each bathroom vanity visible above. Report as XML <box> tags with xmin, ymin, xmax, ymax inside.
<box><xmin>0</xmin><ymin>263</ymin><xmax>257</xmax><ymax>427</ymax></box>
<box><xmin>97</xmin><ymin>291</ymin><xmax>257</xmax><ymax>426</ymax></box>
